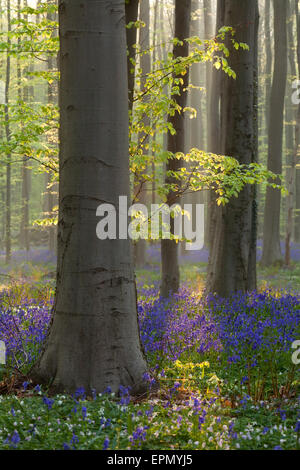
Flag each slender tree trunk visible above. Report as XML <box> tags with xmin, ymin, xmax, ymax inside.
<box><xmin>261</xmin><ymin>0</ymin><xmax>287</xmax><ymax>266</ymax></box>
<box><xmin>265</xmin><ymin>0</ymin><xmax>272</xmax><ymax>138</ymax></box>
<box><xmin>206</xmin><ymin>0</ymin><xmax>259</xmax><ymax>296</ymax></box>
<box><xmin>294</xmin><ymin>0</ymin><xmax>300</xmax><ymax>243</ymax></box>
<box><xmin>206</xmin><ymin>0</ymin><xmax>225</xmax><ymax>249</ymax></box>
<box><xmin>285</xmin><ymin>0</ymin><xmax>297</xmax><ymax>266</ymax></box>
<box><xmin>160</xmin><ymin>0</ymin><xmax>191</xmax><ymax>298</ymax></box>
<box><xmin>5</xmin><ymin>0</ymin><xmax>11</xmax><ymax>265</ymax></box>
<box><xmin>126</xmin><ymin>0</ymin><xmax>139</xmax><ymax>112</ymax></box>
<box><xmin>134</xmin><ymin>0</ymin><xmax>150</xmax><ymax>268</ymax></box>
<box><xmin>32</xmin><ymin>0</ymin><xmax>148</xmax><ymax>395</ymax></box>
<box><xmin>203</xmin><ymin>0</ymin><xmax>213</xmax><ymax>150</ymax></box>
<box><xmin>45</xmin><ymin>1</ymin><xmax>58</xmax><ymax>253</ymax></box>
<box><xmin>20</xmin><ymin>0</ymin><xmax>31</xmax><ymax>252</ymax></box>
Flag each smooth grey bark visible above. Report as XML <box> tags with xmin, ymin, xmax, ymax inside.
<box><xmin>285</xmin><ymin>0</ymin><xmax>297</xmax><ymax>265</ymax></box>
<box><xmin>19</xmin><ymin>0</ymin><xmax>31</xmax><ymax>252</ymax></box>
<box><xmin>264</xmin><ymin>0</ymin><xmax>272</xmax><ymax>137</ymax></box>
<box><xmin>5</xmin><ymin>0</ymin><xmax>11</xmax><ymax>265</ymax></box>
<box><xmin>294</xmin><ymin>0</ymin><xmax>300</xmax><ymax>243</ymax></box>
<box><xmin>203</xmin><ymin>0</ymin><xmax>213</xmax><ymax>150</ymax></box>
<box><xmin>261</xmin><ymin>0</ymin><xmax>287</xmax><ymax>266</ymax></box>
<box><xmin>32</xmin><ymin>0</ymin><xmax>148</xmax><ymax>395</ymax></box>
<box><xmin>206</xmin><ymin>0</ymin><xmax>259</xmax><ymax>297</ymax></box>
<box><xmin>134</xmin><ymin>0</ymin><xmax>150</xmax><ymax>268</ymax></box>
<box><xmin>206</xmin><ymin>0</ymin><xmax>225</xmax><ymax>249</ymax></box>
<box><xmin>161</xmin><ymin>0</ymin><xmax>191</xmax><ymax>298</ymax></box>
<box><xmin>181</xmin><ymin>0</ymin><xmax>205</xmax><ymax>257</ymax></box>
<box><xmin>126</xmin><ymin>0</ymin><xmax>139</xmax><ymax>112</ymax></box>
<box><xmin>45</xmin><ymin>1</ymin><xmax>58</xmax><ymax>253</ymax></box>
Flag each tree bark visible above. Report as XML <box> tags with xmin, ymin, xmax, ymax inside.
<box><xmin>32</xmin><ymin>0</ymin><xmax>148</xmax><ymax>395</ymax></box>
<box><xmin>206</xmin><ymin>0</ymin><xmax>259</xmax><ymax>296</ymax></box>
<box><xmin>294</xmin><ymin>0</ymin><xmax>300</xmax><ymax>243</ymax></box>
<box><xmin>134</xmin><ymin>0</ymin><xmax>150</xmax><ymax>268</ymax></box>
<box><xmin>261</xmin><ymin>0</ymin><xmax>287</xmax><ymax>266</ymax></box>
<box><xmin>5</xmin><ymin>0</ymin><xmax>11</xmax><ymax>265</ymax></box>
<box><xmin>285</xmin><ymin>0</ymin><xmax>297</xmax><ymax>266</ymax></box>
<box><xmin>126</xmin><ymin>0</ymin><xmax>139</xmax><ymax>112</ymax></box>
<box><xmin>161</xmin><ymin>0</ymin><xmax>191</xmax><ymax>298</ymax></box>
<box><xmin>206</xmin><ymin>0</ymin><xmax>225</xmax><ymax>249</ymax></box>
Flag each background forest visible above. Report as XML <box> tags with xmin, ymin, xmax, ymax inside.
<box><xmin>0</xmin><ymin>0</ymin><xmax>299</xmax><ymax>452</ymax></box>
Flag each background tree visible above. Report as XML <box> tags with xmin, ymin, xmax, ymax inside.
<box><xmin>261</xmin><ymin>0</ymin><xmax>287</xmax><ymax>266</ymax></box>
<box><xmin>160</xmin><ymin>0</ymin><xmax>191</xmax><ymax>298</ymax></box>
<box><xmin>206</xmin><ymin>0</ymin><xmax>259</xmax><ymax>296</ymax></box>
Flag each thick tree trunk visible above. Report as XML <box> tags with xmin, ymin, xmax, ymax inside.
<box><xmin>206</xmin><ymin>0</ymin><xmax>259</xmax><ymax>297</ymax></box>
<box><xmin>261</xmin><ymin>0</ymin><xmax>287</xmax><ymax>266</ymax></box>
<box><xmin>32</xmin><ymin>0</ymin><xmax>148</xmax><ymax>395</ymax></box>
<box><xmin>160</xmin><ymin>0</ymin><xmax>191</xmax><ymax>298</ymax></box>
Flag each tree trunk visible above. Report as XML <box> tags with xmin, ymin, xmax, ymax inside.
<box><xmin>206</xmin><ymin>0</ymin><xmax>225</xmax><ymax>249</ymax></box>
<box><xmin>126</xmin><ymin>0</ymin><xmax>139</xmax><ymax>112</ymax></box>
<box><xmin>261</xmin><ymin>0</ymin><xmax>287</xmax><ymax>266</ymax></box>
<box><xmin>32</xmin><ymin>0</ymin><xmax>148</xmax><ymax>395</ymax></box>
<box><xmin>20</xmin><ymin>0</ymin><xmax>31</xmax><ymax>253</ymax></box>
<box><xmin>206</xmin><ymin>0</ymin><xmax>259</xmax><ymax>297</ymax></box>
<box><xmin>134</xmin><ymin>0</ymin><xmax>150</xmax><ymax>268</ymax></box>
<box><xmin>5</xmin><ymin>0</ymin><xmax>11</xmax><ymax>265</ymax></box>
<box><xmin>160</xmin><ymin>0</ymin><xmax>191</xmax><ymax>298</ymax></box>
<box><xmin>285</xmin><ymin>0</ymin><xmax>297</xmax><ymax>266</ymax></box>
<box><xmin>294</xmin><ymin>0</ymin><xmax>300</xmax><ymax>243</ymax></box>
<box><xmin>264</xmin><ymin>0</ymin><xmax>272</xmax><ymax>138</ymax></box>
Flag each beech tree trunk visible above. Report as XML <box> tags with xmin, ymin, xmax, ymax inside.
<box><xmin>285</xmin><ymin>0</ymin><xmax>297</xmax><ymax>266</ymax></box>
<box><xmin>206</xmin><ymin>0</ymin><xmax>259</xmax><ymax>297</ymax></box>
<box><xmin>5</xmin><ymin>0</ymin><xmax>11</xmax><ymax>265</ymax></box>
<box><xmin>206</xmin><ymin>0</ymin><xmax>225</xmax><ymax>249</ymax></box>
<box><xmin>32</xmin><ymin>0</ymin><xmax>148</xmax><ymax>395</ymax></box>
<box><xmin>261</xmin><ymin>0</ymin><xmax>287</xmax><ymax>266</ymax></box>
<box><xmin>126</xmin><ymin>0</ymin><xmax>139</xmax><ymax>112</ymax></box>
<box><xmin>134</xmin><ymin>0</ymin><xmax>150</xmax><ymax>268</ymax></box>
<box><xmin>160</xmin><ymin>0</ymin><xmax>191</xmax><ymax>298</ymax></box>
<box><xmin>294</xmin><ymin>0</ymin><xmax>300</xmax><ymax>243</ymax></box>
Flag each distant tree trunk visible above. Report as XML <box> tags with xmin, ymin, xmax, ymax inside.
<box><xmin>45</xmin><ymin>1</ymin><xmax>58</xmax><ymax>253</ymax></box>
<box><xmin>32</xmin><ymin>0</ymin><xmax>148</xmax><ymax>395</ymax></box>
<box><xmin>265</xmin><ymin>0</ymin><xmax>272</xmax><ymax>137</ymax></box>
<box><xmin>134</xmin><ymin>0</ymin><xmax>150</xmax><ymax>268</ymax></box>
<box><xmin>181</xmin><ymin>0</ymin><xmax>204</xmax><ymax>257</ymax></box>
<box><xmin>126</xmin><ymin>0</ymin><xmax>139</xmax><ymax>112</ymax></box>
<box><xmin>285</xmin><ymin>0</ymin><xmax>297</xmax><ymax>266</ymax></box>
<box><xmin>160</xmin><ymin>0</ymin><xmax>191</xmax><ymax>298</ymax></box>
<box><xmin>294</xmin><ymin>0</ymin><xmax>300</xmax><ymax>243</ymax></box>
<box><xmin>206</xmin><ymin>0</ymin><xmax>225</xmax><ymax>249</ymax></box>
<box><xmin>5</xmin><ymin>0</ymin><xmax>11</xmax><ymax>265</ymax></box>
<box><xmin>206</xmin><ymin>0</ymin><xmax>259</xmax><ymax>296</ymax></box>
<box><xmin>203</xmin><ymin>0</ymin><xmax>213</xmax><ymax>150</ymax></box>
<box><xmin>261</xmin><ymin>0</ymin><xmax>287</xmax><ymax>266</ymax></box>
<box><xmin>20</xmin><ymin>0</ymin><xmax>31</xmax><ymax>252</ymax></box>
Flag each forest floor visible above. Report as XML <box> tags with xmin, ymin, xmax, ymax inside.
<box><xmin>0</xmin><ymin>246</ymin><xmax>299</xmax><ymax>450</ymax></box>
